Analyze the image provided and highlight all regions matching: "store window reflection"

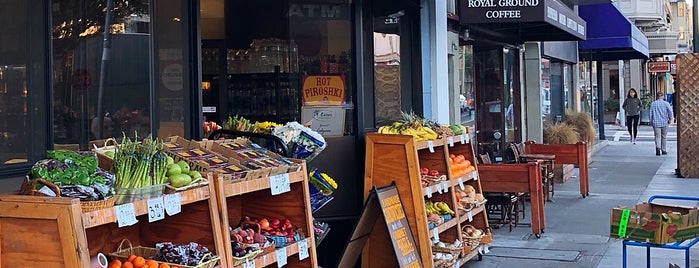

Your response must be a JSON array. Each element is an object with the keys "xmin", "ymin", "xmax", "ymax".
[
  {"xmin": 459, "ymin": 45, "xmax": 475, "ymax": 127},
  {"xmin": 52, "ymin": 0, "xmax": 152, "ymax": 147},
  {"xmin": 373, "ymin": 32, "xmax": 401, "ymax": 126},
  {"xmin": 0, "ymin": 0, "xmax": 46, "ymax": 166}
]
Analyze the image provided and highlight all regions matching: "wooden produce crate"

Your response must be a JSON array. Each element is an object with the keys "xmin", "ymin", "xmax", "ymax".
[
  {"xmin": 212, "ymin": 161, "xmax": 318, "ymax": 268},
  {"xmin": 0, "ymin": 182, "xmax": 228, "ymax": 267}
]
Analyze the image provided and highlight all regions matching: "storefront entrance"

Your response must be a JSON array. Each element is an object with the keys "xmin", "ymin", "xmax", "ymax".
[{"xmin": 474, "ymin": 46, "xmax": 521, "ymax": 161}]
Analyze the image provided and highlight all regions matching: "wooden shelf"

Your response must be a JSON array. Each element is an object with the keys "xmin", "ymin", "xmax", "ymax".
[
  {"xmin": 222, "ymin": 169, "xmax": 306, "ymax": 197},
  {"xmin": 458, "ymin": 205, "xmax": 485, "ymax": 225},
  {"xmin": 82, "ymin": 186, "xmax": 211, "ymax": 229},
  {"xmin": 428, "ymin": 216, "xmax": 459, "ymax": 239},
  {"xmin": 415, "ymin": 138, "xmax": 446, "ymax": 151},
  {"xmin": 364, "ymin": 133, "xmax": 490, "ymax": 267},
  {"xmin": 232, "ymin": 238, "xmax": 312, "ymax": 268},
  {"xmin": 457, "ymin": 246, "xmax": 482, "ymax": 266}
]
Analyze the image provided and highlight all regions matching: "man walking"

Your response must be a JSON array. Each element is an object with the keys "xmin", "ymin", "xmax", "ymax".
[{"xmin": 649, "ymin": 91, "xmax": 674, "ymax": 156}]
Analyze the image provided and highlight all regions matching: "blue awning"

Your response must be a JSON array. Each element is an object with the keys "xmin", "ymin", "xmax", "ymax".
[{"xmin": 578, "ymin": 3, "xmax": 649, "ymax": 61}]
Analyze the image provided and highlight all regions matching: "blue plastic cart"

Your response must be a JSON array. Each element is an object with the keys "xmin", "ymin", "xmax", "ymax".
[{"xmin": 622, "ymin": 195, "xmax": 699, "ymax": 268}]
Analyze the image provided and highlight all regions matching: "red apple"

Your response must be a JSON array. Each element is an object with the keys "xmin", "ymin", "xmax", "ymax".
[
  {"xmin": 259, "ymin": 218, "xmax": 270, "ymax": 229},
  {"xmin": 270, "ymin": 218, "xmax": 281, "ymax": 228}
]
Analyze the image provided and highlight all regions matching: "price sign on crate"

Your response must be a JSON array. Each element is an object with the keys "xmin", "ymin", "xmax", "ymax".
[
  {"xmin": 276, "ymin": 247, "xmax": 288, "ymax": 267},
  {"xmin": 164, "ymin": 193, "xmax": 181, "ymax": 216},
  {"xmin": 115, "ymin": 203, "xmax": 138, "ymax": 227},
  {"xmin": 147, "ymin": 197, "xmax": 165, "ymax": 222},
  {"xmin": 243, "ymin": 260, "xmax": 255, "ymax": 268},
  {"xmin": 298, "ymin": 239, "xmax": 309, "ymax": 260},
  {"xmin": 270, "ymin": 173, "xmax": 291, "ymax": 195}
]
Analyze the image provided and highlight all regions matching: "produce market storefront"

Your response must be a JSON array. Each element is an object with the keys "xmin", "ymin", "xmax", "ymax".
[
  {"xmin": 459, "ymin": 0, "xmax": 586, "ymax": 160},
  {"xmin": 0, "ymin": 0, "xmax": 426, "ymax": 267}
]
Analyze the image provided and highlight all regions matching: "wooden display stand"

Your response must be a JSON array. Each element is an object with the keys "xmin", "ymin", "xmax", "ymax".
[
  {"xmin": 212, "ymin": 161, "xmax": 318, "ymax": 268},
  {"xmin": 524, "ymin": 141, "xmax": 589, "ymax": 197},
  {"xmin": 0, "ymin": 182, "xmax": 227, "ymax": 267},
  {"xmin": 363, "ymin": 133, "xmax": 490, "ymax": 267},
  {"xmin": 477, "ymin": 162, "xmax": 545, "ymax": 236}
]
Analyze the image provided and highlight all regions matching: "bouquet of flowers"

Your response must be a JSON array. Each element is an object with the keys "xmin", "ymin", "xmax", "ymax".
[{"xmin": 272, "ymin": 122, "xmax": 326, "ymax": 161}]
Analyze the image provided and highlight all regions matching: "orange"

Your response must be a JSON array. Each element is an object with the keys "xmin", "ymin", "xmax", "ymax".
[
  {"xmin": 108, "ymin": 259, "xmax": 122, "ymax": 268},
  {"xmin": 122, "ymin": 262, "xmax": 134, "ymax": 268},
  {"xmin": 127, "ymin": 255, "xmax": 137, "ymax": 262},
  {"xmin": 145, "ymin": 260, "xmax": 158, "ymax": 268},
  {"xmin": 449, "ymin": 154, "xmax": 455, "ymax": 159},
  {"xmin": 132, "ymin": 256, "xmax": 146, "ymax": 267},
  {"xmin": 158, "ymin": 264, "xmax": 171, "ymax": 268}
]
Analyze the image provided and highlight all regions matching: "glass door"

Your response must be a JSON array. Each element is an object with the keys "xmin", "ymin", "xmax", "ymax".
[{"xmin": 474, "ymin": 46, "xmax": 520, "ymax": 161}]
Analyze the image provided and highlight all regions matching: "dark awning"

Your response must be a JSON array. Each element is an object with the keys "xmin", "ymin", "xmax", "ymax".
[
  {"xmin": 578, "ymin": 3, "xmax": 649, "ymax": 61},
  {"xmin": 460, "ymin": 0, "xmax": 586, "ymax": 43}
]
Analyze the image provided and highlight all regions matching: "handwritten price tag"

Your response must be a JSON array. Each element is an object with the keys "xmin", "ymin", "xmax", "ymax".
[
  {"xmin": 459, "ymin": 134, "xmax": 466, "ymax": 144},
  {"xmin": 433, "ymin": 228, "xmax": 440, "ymax": 241},
  {"xmin": 115, "ymin": 203, "xmax": 138, "ymax": 227},
  {"xmin": 458, "ymin": 178, "xmax": 465, "ymax": 190},
  {"xmin": 467, "ymin": 211, "xmax": 473, "ymax": 222},
  {"xmin": 442, "ymin": 181, "xmax": 449, "ymax": 193},
  {"xmin": 243, "ymin": 260, "xmax": 255, "ymax": 268},
  {"xmin": 427, "ymin": 140, "xmax": 435, "ymax": 153},
  {"xmin": 426, "ymin": 187, "xmax": 433, "ymax": 198},
  {"xmin": 164, "ymin": 193, "xmax": 181, "ymax": 216},
  {"xmin": 270, "ymin": 173, "xmax": 291, "ymax": 195},
  {"xmin": 276, "ymin": 247, "xmax": 288, "ymax": 267},
  {"xmin": 447, "ymin": 137, "xmax": 454, "ymax": 147},
  {"xmin": 298, "ymin": 239, "xmax": 309, "ymax": 260},
  {"xmin": 471, "ymin": 171, "xmax": 478, "ymax": 180},
  {"xmin": 147, "ymin": 197, "xmax": 165, "ymax": 223},
  {"xmin": 484, "ymin": 245, "xmax": 490, "ymax": 254},
  {"xmin": 435, "ymin": 183, "xmax": 443, "ymax": 194}
]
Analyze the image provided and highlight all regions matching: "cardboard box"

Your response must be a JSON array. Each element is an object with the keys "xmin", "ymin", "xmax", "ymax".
[{"xmin": 610, "ymin": 203, "xmax": 699, "ymax": 244}]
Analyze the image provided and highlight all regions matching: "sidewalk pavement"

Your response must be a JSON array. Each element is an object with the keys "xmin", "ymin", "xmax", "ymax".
[{"xmin": 466, "ymin": 124, "xmax": 699, "ymax": 268}]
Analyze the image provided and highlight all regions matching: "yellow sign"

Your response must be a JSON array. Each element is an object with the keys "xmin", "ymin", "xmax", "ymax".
[{"xmin": 302, "ymin": 75, "xmax": 345, "ymax": 105}]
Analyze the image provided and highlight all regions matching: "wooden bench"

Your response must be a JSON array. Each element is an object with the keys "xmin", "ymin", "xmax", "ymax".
[
  {"xmin": 478, "ymin": 161, "xmax": 546, "ymax": 237},
  {"xmin": 524, "ymin": 141, "xmax": 590, "ymax": 198}
]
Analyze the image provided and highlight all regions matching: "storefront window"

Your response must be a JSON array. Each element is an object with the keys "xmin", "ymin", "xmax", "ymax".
[
  {"xmin": 541, "ymin": 59, "xmax": 551, "ymax": 123},
  {"xmin": 0, "ymin": 0, "xmax": 47, "ymax": 167},
  {"xmin": 459, "ymin": 45, "xmax": 475, "ymax": 127},
  {"xmin": 52, "ymin": 0, "xmax": 152, "ymax": 146},
  {"xmin": 202, "ymin": 0, "xmax": 355, "ymax": 136},
  {"xmin": 373, "ymin": 31, "xmax": 401, "ymax": 126}
]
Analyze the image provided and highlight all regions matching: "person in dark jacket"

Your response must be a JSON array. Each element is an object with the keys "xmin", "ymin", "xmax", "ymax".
[{"xmin": 622, "ymin": 88, "xmax": 642, "ymax": 144}]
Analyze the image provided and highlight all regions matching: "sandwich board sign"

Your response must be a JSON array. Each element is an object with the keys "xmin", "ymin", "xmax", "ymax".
[{"xmin": 337, "ymin": 184, "xmax": 423, "ymax": 268}]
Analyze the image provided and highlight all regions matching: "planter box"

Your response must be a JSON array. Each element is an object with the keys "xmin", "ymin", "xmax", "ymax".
[
  {"xmin": 610, "ymin": 203, "xmax": 699, "ymax": 244},
  {"xmin": 553, "ymin": 164, "xmax": 574, "ymax": 184}
]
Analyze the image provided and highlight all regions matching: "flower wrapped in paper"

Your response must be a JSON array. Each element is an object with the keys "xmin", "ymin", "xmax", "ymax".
[{"xmin": 272, "ymin": 122, "xmax": 326, "ymax": 161}]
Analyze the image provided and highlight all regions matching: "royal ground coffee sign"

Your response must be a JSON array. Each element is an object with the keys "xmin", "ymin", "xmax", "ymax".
[{"xmin": 460, "ymin": 0, "xmax": 586, "ymax": 39}]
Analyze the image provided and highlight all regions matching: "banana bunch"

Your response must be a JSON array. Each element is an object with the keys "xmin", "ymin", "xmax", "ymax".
[
  {"xmin": 378, "ymin": 122, "xmax": 439, "ymax": 141},
  {"xmin": 426, "ymin": 201, "xmax": 455, "ymax": 215},
  {"xmin": 253, "ymin": 121, "xmax": 281, "ymax": 134}
]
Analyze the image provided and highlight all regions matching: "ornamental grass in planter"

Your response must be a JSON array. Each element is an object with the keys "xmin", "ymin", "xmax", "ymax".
[
  {"xmin": 543, "ymin": 122, "xmax": 580, "ymax": 183},
  {"xmin": 564, "ymin": 110, "xmax": 595, "ymax": 144},
  {"xmin": 543, "ymin": 123, "xmax": 579, "ymax": 145}
]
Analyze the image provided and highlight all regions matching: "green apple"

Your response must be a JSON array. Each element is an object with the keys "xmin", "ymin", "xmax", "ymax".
[
  {"xmin": 177, "ymin": 160, "xmax": 190, "ymax": 174},
  {"xmin": 189, "ymin": 170, "xmax": 203, "ymax": 179},
  {"xmin": 166, "ymin": 156, "xmax": 175, "ymax": 165},
  {"xmin": 166, "ymin": 164, "xmax": 181, "ymax": 177}
]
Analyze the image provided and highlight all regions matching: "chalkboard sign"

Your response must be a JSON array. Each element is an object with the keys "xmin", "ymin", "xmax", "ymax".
[{"xmin": 337, "ymin": 184, "xmax": 423, "ymax": 268}]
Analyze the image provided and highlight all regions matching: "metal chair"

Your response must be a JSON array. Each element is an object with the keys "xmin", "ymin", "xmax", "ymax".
[{"xmin": 510, "ymin": 142, "xmax": 555, "ymax": 202}]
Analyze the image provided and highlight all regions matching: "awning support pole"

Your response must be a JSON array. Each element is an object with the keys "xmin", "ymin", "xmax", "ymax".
[{"xmin": 597, "ymin": 55, "xmax": 606, "ymax": 140}]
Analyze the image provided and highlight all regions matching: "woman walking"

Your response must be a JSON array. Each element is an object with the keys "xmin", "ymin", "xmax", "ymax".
[{"xmin": 622, "ymin": 88, "xmax": 642, "ymax": 144}]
